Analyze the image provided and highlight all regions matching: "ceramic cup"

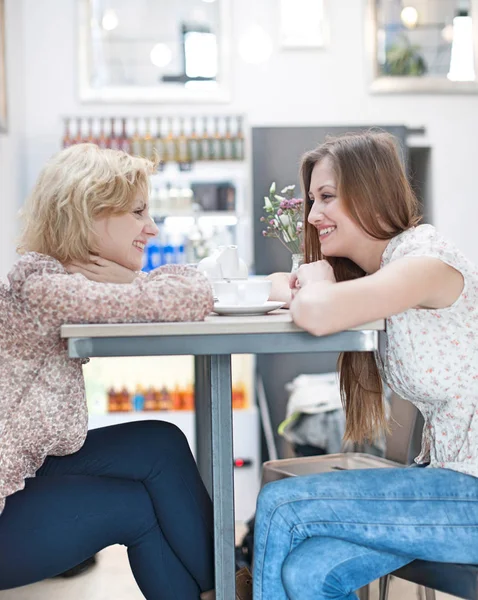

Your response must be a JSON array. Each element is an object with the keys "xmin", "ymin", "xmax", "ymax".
[{"xmin": 213, "ymin": 279, "xmax": 272, "ymax": 306}]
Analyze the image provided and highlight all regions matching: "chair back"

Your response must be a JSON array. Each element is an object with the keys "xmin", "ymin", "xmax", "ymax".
[{"xmin": 384, "ymin": 393, "xmax": 424, "ymax": 465}]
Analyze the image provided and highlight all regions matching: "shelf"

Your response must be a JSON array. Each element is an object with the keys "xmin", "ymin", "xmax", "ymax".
[
  {"xmin": 152, "ymin": 210, "xmax": 238, "ymax": 220},
  {"xmin": 150, "ymin": 161, "xmax": 248, "ymax": 182},
  {"xmin": 88, "ymin": 406, "xmax": 257, "ymax": 430}
]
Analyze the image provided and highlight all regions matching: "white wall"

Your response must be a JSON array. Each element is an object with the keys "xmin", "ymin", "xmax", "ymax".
[
  {"xmin": 0, "ymin": 0, "xmax": 25, "ymax": 278},
  {"xmin": 15, "ymin": 0, "xmax": 478, "ymax": 263}
]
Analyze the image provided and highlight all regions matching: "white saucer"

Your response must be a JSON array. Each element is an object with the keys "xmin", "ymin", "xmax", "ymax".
[{"xmin": 212, "ymin": 301, "xmax": 286, "ymax": 316}]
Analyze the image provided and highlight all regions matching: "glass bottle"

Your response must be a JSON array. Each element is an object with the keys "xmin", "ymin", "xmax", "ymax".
[
  {"xmin": 62, "ymin": 118, "xmax": 72, "ymax": 148},
  {"xmin": 187, "ymin": 117, "xmax": 200, "ymax": 163},
  {"xmin": 233, "ymin": 116, "xmax": 245, "ymax": 160},
  {"xmin": 200, "ymin": 116, "xmax": 211, "ymax": 161},
  {"xmin": 165, "ymin": 117, "xmax": 178, "ymax": 163},
  {"xmin": 177, "ymin": 117, "xmax": 189, "ymax": 164},
  {"xmin": 154, "ymin": 117, "xmax": 166, "ymax": 165},
  {"xmin": 97, "ymin": 117, "xmax": 108, "ymax": 149},
  {"xmin": 110, "ymin": 117, "xmax": 120, "ymax": 150},
  {"xmin": 143, "ymin": 117, "xmax": 154, "ymax": 160},
  {"xmin": 223, "ymin": 116, "xmax": 233, "ymax": 160},
  {"xmin": 131, "ymin": 118, "xmax": 143, "ymax": 156},
  {"xmin": 120, "ymin": 118, "xmax": 131, "ymax": 154}
]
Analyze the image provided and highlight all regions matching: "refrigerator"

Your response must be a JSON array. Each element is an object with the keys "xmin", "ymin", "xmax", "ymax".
[{"xmin": 251, "ymin": 125, "xmax": 409, "ymax": 459}]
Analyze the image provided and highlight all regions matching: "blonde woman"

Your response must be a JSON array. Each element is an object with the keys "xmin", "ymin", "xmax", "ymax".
[
  {"xmin": 0, "ymin": 144, "xmax": 216, "ymax": 598},
  {"xmin": 254, "ymin": 131, "xmax": 478, "ymax": 600}
]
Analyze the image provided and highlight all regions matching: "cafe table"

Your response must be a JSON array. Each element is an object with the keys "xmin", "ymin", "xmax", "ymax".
[{"xmin": 61, "ymin": 309, "xmax": 385, "ymax": 600}]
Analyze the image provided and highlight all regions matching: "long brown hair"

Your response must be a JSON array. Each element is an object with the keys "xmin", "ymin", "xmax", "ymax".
[{"xmin": 300, "ymin": 131, "xmax": 421, "ymax": 443}]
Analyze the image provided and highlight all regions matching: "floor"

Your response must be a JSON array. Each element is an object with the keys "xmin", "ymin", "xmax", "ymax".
[{"xmin": 0, "ymin": 527, "xmax": 461, "ymax": 600}]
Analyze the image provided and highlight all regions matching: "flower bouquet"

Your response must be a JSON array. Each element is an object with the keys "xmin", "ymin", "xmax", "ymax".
[{"xmin": 260, "ymin": 182, "xmax": 304, "ymax": 255}]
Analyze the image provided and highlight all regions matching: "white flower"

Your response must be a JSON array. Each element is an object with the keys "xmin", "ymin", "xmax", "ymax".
[
  {"xmin": 263, "ymin": 196, "xmax": 273, "ymax": 210},
  {"xmin": 277, "ymin": 214, "xmax": 296, "ymax": 241},
  {"xmin": 281, "ymin": 185, "xmax": 295, "ymax": 194},
  {"xmin": 269, "ymin": 182, "xmax": 276, "ymax": 195}
]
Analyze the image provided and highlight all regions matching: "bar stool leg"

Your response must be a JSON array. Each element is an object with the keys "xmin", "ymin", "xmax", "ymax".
[
  {"xmin": 379, "ymin": 575, "xmax": 391, "ymax": 600},
  {"xmin": 424, "ymin": 588, "xmax": 436, "ymax": 600}
]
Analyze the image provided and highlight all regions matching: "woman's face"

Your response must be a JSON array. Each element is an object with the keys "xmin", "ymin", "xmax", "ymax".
[
  {"xmin": 307, "ymin": 158, "xmax": 364, "ymax": 258},
  {"xmin": 91, "ymin": 194, "xmax": 159, "ymax": 271}
]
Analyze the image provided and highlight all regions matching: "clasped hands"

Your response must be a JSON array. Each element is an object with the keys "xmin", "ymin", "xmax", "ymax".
[{"xmin": 289, "ymin": 260, "xmax": 336, "ymax": 300}]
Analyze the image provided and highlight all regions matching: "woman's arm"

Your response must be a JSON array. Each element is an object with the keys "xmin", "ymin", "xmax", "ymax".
[
  {"xmin": 267, "ymin": 272, "xmax": 293, "ymax": 307},
  {"xmin": 291, "ymin": 256, "xmax": 464, "ymax": 336},
  {"xmin": 21, "ymin": 266, "xmax": 214, "ymax": 333}
]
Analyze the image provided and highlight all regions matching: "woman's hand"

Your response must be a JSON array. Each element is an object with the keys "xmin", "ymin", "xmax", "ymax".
[
  {"xmin": 289, "ymin": 260, "xmax": 336, "ymax": 294},
  {"xmin": 65, "ymin": 255, "xmax": 138, "ymax": 284}
]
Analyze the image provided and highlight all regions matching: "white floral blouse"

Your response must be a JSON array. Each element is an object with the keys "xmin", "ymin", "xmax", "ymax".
[
  {"xmin": 378, "ymin": 225, "xmax": 478, "ymax": 476},
  {"xmin": 0, "ymin": 253, "xmax": 214, "ymax": 516}
]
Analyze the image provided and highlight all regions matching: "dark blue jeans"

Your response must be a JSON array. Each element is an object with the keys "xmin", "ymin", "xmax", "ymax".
[{"xmin": 0, "ymin": 421, "xmax": 215, "ymax": 599}]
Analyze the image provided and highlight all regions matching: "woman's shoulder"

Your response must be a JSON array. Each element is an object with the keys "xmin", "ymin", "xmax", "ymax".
[
  {"xmin": 7, "ymin": 252, "xmax": 67, "ymax": 292},
  {"xmin": 381, "ymin": 225, "xmax": 475, "ymax": 271}
]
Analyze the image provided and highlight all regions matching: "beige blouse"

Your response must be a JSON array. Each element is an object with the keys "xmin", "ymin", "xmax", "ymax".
[
  {"xmin": 0, "ymin": 252, "xmax": 214, "ymax": 515},
  {"xmin": 378, "ymin": 225, "xmax": 478, "ymax": 476}
]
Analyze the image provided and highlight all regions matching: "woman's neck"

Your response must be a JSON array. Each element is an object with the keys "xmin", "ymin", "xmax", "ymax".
[{"xmin": 347, "ymin": 238, "xmax": 392, "ymax": 275}]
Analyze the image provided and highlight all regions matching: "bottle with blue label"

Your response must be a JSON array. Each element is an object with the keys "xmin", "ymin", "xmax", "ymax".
[{"xmin": 144, "ymin": 230, "xmax": 163, "ymax": 271}]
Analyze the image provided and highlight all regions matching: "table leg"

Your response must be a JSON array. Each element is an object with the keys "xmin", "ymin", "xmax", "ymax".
[
  {"xmin": 195, "ymin": 355, "xmax": 213, "ymax": 495},
  {"xmin": 195, "ymin": 355, "xmax": 236, "ymax": 600}
]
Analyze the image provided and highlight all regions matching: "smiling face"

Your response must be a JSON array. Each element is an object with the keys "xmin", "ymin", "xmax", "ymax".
[
  {"xmin": 91, "ymin": 194, "xmax": 159, "ymax": 271},
  {"xmin": 307, "ymin": 157, "xmax": 367, "ymax": 260}
]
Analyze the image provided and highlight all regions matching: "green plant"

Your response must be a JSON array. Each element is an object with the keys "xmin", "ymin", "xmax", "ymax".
[{"xmin": 382, "ymin": 35, "xmax": 427, "ymax": 76}]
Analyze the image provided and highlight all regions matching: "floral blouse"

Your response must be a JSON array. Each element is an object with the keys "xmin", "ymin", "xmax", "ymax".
[
  {"xmin": 378, "ymin": 225, "xmax": 478, "ymax": 476},
  {"xmin": 0, "ymin": 252, "xmax": 214, "ymax": 515}
]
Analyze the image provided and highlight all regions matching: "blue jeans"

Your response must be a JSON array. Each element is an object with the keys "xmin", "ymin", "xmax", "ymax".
[
  {"xmin": 0, "ymin": 421, "xmax": 214, "ymax": 599},
  {"xmin": 253, "ymin": 467, "xmax": 478, "ymax": 600}
]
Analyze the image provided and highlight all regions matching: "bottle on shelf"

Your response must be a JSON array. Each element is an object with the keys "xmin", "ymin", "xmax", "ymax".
[
  {"xmin": 211, "ymin": 116, "xmax": 223, "ymax": 160},
  {"xmin": 177, "ymin": 117, "xmax": 190, "ymax": 164},
  {"xmin": 119, "ymin": 118, "xmax": 131, "ymax": 154},
  {"xmin": 107, "ymin": 387, "xmax": 119, "ymax": 412},
  {"xmin": 162, "ymin": 235, "xmax": 175, "ymax": 265},
  {"xmin": 154, "ymin": 117, "xmax": 166, "ymax": 166},
  {"xmin": 86, "ymin": 117, "xmax": 95, "ymax": 144},
  {"xmin": 171, "ymin": 385, "xmax": 183, "ymax": 410},
  {"xmin": 132, "ymin": 385, "xmax": 145, "ymax": 411},
  {"xmin": 165, "ymin": 117, "xmax": 178, "ymax": 163},
  {"xmin": 199, "ymin": 116, "xmax": 211, "ymax": 161},
  {"xmin": 74, "ymin": 117, "xmax": 84, "ymax": 145},
  {"xmin": 223, "ymin": 116, "xmax": 234, "ymax": 161},
  {"xmin": 110, "ymin": 117, "xmax": 120, "ymax": 150},
  {"xmin": 131, "ymin": 118, "xmax": 143, "ymax": 157},
  {"xmin": 182, "ymin": 384, "xmax": 195, "ymax": 410},
  {"xmin": 97, "ymin": 117, "xmax": 108, "ymax": 149},
  {"xmin": 158, "ymin": 386, "xmax": 172, "ymax": 410},
  {"xmin": 144, "ymin": 387, "xmax": 157, "ymax": 411},
  {"xmin": 233, "ymin": 116, "xmax": 245, "ymax": 160},
  {"xmin": 143, "ymin": 117, "xmax": 155, "ymax": 160},
  {"xmin": 144, "ymin": 235, "xmax": 162, "ymax": 272},
  {"xmin": 188, "ymin": 117, "xmax": 200, "ymax": 163},
  {"xmin": 232, "ymin": 382, "xmax": 247, "ymax": 409},
  {"xmin": 62, "ymin": 118, "xmax": 73, "ymax": 148}
]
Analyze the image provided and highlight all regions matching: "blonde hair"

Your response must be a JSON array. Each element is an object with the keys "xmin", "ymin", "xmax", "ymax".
[
  {"xmin": 18, "ymin": 143, "xmax": 157, "ymax": 264},
  {"xmin": 300, "ymin": 131, "xmax": 421, "ymax": 443}
]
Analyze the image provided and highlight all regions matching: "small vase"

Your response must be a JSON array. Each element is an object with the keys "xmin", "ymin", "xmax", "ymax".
[{"xmin": 291, "ymin": 253, "xmax": 304, "ymax": 273}]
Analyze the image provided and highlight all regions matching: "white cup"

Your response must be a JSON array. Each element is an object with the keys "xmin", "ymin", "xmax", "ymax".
[{"xmin": 213, "ymin": 279, "xmax": 272, "ymax": 306}]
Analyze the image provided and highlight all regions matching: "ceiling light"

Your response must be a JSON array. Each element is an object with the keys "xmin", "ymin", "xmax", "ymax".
[
  {"xmin": 102, "ymin": 9, "xmax": 119, "ymax": 31},
  {"xmin": 400, "ymin": 6, "xmax": 418, "ymax": 29}
]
